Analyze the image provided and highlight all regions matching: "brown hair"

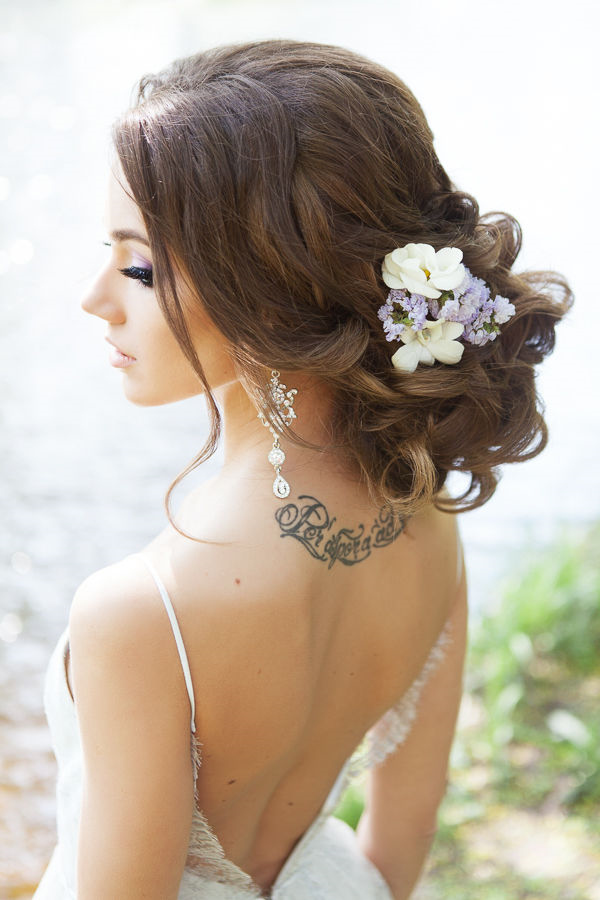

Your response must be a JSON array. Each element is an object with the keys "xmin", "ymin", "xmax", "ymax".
[{"xmin": 113, "ymin": 38, "xmax": 572, "ymax": 517}]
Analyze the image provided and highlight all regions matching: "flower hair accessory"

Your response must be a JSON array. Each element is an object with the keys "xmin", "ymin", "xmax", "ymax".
[{"xmin": 378, "ymin": 242, "xmax": 515, "ymax": 373}]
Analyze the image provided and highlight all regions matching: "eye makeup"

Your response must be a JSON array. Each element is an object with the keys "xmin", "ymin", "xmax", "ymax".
[
  {"xmin": 118, "ymin": 264, "xmax": 154, "ymax": 288},
  {"xmin": 103, "ymin": 240, "xmax": 154, "ymax": 289}
]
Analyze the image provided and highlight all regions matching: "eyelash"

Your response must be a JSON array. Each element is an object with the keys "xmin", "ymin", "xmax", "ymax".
[
  {"xmin": 118, "ymin": 265, "xmax": 154, "ymax": 289},
  {"xmin": 102, "ymin": 242, "xmax": 154, "ymax": 289}
]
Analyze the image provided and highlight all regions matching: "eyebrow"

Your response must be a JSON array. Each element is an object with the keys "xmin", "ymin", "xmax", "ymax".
[{"xmin": 110, "ymin": 228, "xmax": 150, "ymax": 246}]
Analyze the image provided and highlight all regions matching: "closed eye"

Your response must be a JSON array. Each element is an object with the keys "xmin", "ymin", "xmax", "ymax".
[{"xmin": 118, "ymin": 265, "xmax": 153, "ymax": 289}]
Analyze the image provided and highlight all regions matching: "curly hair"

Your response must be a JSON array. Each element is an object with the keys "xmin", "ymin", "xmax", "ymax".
[{"xmin": 112, "ymin": 38, "xmax": 572, "ymax": 517}]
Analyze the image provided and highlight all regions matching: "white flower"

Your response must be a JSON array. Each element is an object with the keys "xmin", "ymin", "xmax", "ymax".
[
  {"xmin": 382, "ymin": 243, "xmax": 465, "ymax": 300},
  {"xmin": 391, "ymin": 319, "xmax": 465, "ymax": 373}
]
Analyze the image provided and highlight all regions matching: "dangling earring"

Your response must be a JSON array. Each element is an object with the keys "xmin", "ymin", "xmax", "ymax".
[{"xmin": 257, "ymin": 370, "xmax": 298, "ymax": 499}]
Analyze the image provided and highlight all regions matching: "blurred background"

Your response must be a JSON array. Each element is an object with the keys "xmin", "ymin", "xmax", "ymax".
[{"xmin": 1, "ymin": 0, "xmax": 598, "ymax": 896}]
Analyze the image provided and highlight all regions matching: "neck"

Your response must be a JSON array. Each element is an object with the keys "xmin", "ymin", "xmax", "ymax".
[{"xmin": 214, "ymin": 375, "xmax": 335, "ymax": 476}]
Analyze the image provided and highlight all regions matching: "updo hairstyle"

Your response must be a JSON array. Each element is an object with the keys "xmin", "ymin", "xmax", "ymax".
[{"xmin": 112, "ymin": 39, "xmax": 572, "ymax": 516}]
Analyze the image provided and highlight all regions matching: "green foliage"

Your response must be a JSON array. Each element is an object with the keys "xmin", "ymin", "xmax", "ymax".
[
  {"xmin": 467, "ymin": 524, "xmax": 600, "ymax": 812},
  {"xmin": 474, "ymin": 524, "xmax": 600, "ymax": 676},
  {"xmin": 332, "ymin": 782, "xmax": 365, "ymax": 829}
]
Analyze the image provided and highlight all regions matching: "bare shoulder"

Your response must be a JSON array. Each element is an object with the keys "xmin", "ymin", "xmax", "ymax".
[
  {"xmin": 403, "ymin": 496, "xmax": 464, "ymax": 584},
  {"xmin": 68, "ymin": 554, "xmax": 195, "ymax": 732},
  {"xmin": 140, "ymin": 492, "xmax": 324, "ymax": 705},
  {"xmin": 69, "ymin": 554, "xmax": 167, "ymax": 651}
]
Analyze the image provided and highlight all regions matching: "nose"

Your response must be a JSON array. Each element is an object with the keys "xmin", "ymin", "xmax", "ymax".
[{"xmin": 81, "ymin": 265, "xmax": 125, "ymax": 324}]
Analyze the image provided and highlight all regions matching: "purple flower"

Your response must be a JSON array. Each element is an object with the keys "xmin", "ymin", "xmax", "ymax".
[
  {"xmin": 382, "ymin": 318, "xmax": 406, "ymax": 341},
  {"xmin": 404, "ymin": 294, "xmax": 429, "ymax": 330},
  {"xmin": 377, "ymin": 302, "xmax": 393, "ymax": 323},
  {"xmin": 492, "ymin": 294, "xmax": 516, "ymax": 324},
  {"xmin": 464, "ymin": 324, "xmax": 498, "ymax": 347},
  {"xmin": 380, "ymin": 267, "xmax": 515, "ymax": 352},
  {"xmin": 455, "ymin": 271, "xmax": 490, "ymax": 322},
  {"xmin": 379, "ymin": 289, "xmax": 429, "ymax": 341},
  {"xmin": 438, "ymin": 297, "xmax": 462, "ymax": 322}
]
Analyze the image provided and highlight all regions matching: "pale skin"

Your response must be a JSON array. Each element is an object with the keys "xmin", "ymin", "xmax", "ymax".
[{"xmin": 69, "ymin": 167, "xmax": 467, "ymax": 899}]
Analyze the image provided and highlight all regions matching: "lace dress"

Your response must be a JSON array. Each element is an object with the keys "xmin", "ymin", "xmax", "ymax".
[{"xmin": 33, "ymin": 556, "xmax": 452, "ymax": 899}]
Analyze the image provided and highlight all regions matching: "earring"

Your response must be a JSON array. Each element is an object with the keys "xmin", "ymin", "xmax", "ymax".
[{"xmin": 257, "ymin": 370, "xmax": 298, "ymax": 499}]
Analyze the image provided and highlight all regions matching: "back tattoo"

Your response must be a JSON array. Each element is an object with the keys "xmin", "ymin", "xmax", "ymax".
[{"xmin": 274, "ymin": 495, "xmax": 406, "ymax": 569}]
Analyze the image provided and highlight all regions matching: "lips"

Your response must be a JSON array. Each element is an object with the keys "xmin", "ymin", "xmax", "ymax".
[{"xmin": 105, "ymin": 337, "xmax": 136, "ymax": 368}]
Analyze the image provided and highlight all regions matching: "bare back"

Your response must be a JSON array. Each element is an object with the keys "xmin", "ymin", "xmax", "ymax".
[{"xmin": 132, "ymin": 469, "xmax": 464, "ymax": 892}]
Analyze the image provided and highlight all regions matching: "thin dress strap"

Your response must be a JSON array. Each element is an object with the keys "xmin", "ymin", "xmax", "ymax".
[{"xmin": 136, "ymin": 554, "xmax": 197, "ymax": 734}]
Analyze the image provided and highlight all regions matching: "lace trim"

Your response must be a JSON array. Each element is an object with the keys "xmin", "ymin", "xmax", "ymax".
[
  {"xmin": 184, "ymin": 732, "xmax": 263, "ymax": 895},
  {"xmin": 183, "ymin": 619, "xmax": 453, "ymax": 890},
  {"xmin": 345, "ymin": 619, "xmax": 453, "ymax": 781}
]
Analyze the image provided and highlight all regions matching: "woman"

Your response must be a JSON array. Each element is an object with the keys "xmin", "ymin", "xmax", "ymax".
[{"xmin": 34, "ymin": 39, "xmax": 571, "ymax": 900}]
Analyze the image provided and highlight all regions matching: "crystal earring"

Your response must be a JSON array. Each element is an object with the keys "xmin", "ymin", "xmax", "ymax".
[{"xmin": 257, "ymin": 370, "xmax": 298, "ymax": 499}]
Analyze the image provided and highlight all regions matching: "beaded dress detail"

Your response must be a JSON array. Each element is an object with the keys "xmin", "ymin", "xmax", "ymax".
[{"xmin": 33, "ymin": 557, "xmax": 452, "ymax": 900}]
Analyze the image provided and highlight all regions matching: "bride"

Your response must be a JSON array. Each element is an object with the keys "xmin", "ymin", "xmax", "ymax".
[{"xmin": 34, "ymin": 38, "xmax": 570, "ymax": 899}]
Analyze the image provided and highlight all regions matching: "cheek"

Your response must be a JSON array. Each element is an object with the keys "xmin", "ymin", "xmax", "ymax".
[
  {"xmin": 185, "ymin": 310, "xmax": 237, "ymax": 389},
  {"xmin": 127, "ymin": 314, "xmax": 201, "ymax": 405},
  {"xmin": 154, "ymin": 327, "xmax": 203, "ymax": 389},
  {"xmin": 142, "ymin": 302, "xmax": 188, "ymax": 366},
  {"xmin": 191, "ymin": 334, "xmax": 237, "ymax": 391},
  {"xmin": 146, "ymin": 295, "xmax": 236, "ymax": 393}
]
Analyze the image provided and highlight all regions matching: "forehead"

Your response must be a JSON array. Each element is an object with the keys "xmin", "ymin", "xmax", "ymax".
[{"xmin": 106, "ymin": 167, "xmax": 148, "ymax": 238}]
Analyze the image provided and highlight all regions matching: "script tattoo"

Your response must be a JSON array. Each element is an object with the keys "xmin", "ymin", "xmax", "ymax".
[{"xmin": 274, "ymin": 495, "xmax": 406, "ymax": 569}]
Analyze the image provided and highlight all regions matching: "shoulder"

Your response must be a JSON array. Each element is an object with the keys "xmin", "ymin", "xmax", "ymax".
[
  {"xmin": 143, "ymin": 496, "xmax": 319, "ymax": 702},
  {"xmin": 69, "ymin": 554, "xmax": 166, "ymax": 653},
  {"xmin": 404, "ymin": 500, "xmax": 463, "ymax": 577},
  {"xmin": 68, "ymin": 554, "xmax": 194, "ymax": 732},
  {"xmin": 160, "ymin": 530, "xmax": 310, "ymax": 658}
]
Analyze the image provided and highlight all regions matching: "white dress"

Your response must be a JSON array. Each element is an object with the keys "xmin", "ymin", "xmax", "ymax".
[{"xmin": 33, "ymin": 555, "xmax": 452, "ymax": 899}]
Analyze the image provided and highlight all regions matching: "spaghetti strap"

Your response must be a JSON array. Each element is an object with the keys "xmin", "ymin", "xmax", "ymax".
[{"xmin": 136, "ymin": 554, "xmax": 197, "ymax": 734}]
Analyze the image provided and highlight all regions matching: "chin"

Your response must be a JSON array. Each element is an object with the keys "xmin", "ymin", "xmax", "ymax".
[{"xmin": 122, "ymin": 379, "xmax": 202, "ymax": 407}]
